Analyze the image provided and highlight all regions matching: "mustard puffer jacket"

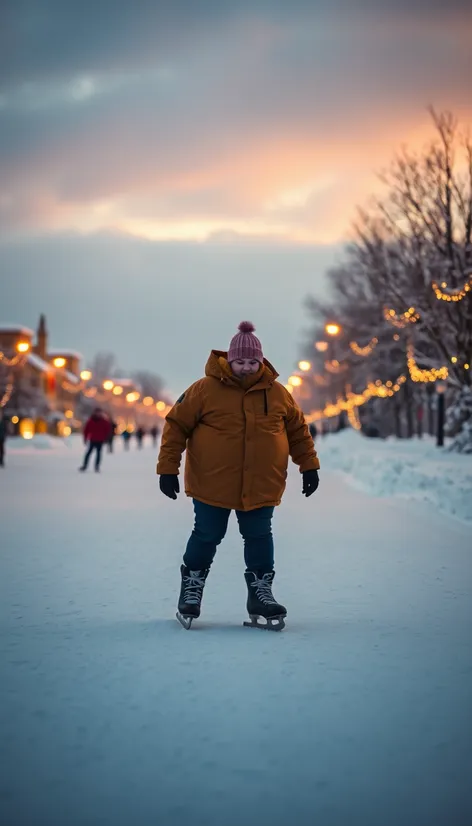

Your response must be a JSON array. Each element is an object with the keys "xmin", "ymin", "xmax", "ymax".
[{"xmin": 156, "ymin": 351, "xmax": 320, "ymax": 511}]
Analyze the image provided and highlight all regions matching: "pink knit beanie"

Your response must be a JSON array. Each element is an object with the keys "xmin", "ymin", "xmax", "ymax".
[{"xmin": 228, "ymin": 321, "xmax": 263, "ymax": 363}]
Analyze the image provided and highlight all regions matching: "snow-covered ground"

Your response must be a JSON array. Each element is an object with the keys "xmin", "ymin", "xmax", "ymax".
[
  {"xmin": 1, "ymin": 434, "xmax": 471, "ymax": 826},
  {"xmin": 321, "ymin": 429, "xmax": 472, "ymax": 524}
]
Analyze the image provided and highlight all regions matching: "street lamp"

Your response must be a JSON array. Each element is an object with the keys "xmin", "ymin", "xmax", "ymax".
[
  {"xmin": 103, "ymin": 380, "xmax": 114, "ymax": 391},
  {"xmin": 53, "ymin": 357, "xmax": 66, "ymax": 368},
  {"xmin": 288, "ymin": 375, "xmax": 303, "ymax": 387},
  {"xmin": 16, "ymin": 341, "xmax": 30, "ymax": 353},
  {"xmin": 298, "ymin": 361, "xmax": 311, "ymax": 372},
  {"xmin": 80, "ymin": 370, "xmax": 92, "ymax": 381},
  {"xmin": 315, "ymin": 341, "xmax": 328, "ymax": 352},
  {"xmin": 325, "ymin": 323, "xmax": 341, "ymax": 337}
]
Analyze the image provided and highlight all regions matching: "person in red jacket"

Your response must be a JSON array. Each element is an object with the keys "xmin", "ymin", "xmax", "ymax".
[{"xmin": 79, "ymin": 408, "xmax": 112, "ymax": 472}]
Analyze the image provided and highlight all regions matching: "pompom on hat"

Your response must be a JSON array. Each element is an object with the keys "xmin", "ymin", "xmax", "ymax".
[{"xmin": 228, "ymin": 321, "xmax": 263, "ymax": 363}]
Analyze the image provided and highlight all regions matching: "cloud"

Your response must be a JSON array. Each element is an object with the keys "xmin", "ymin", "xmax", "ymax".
[
  {"xmin": 0, "ymin": 231, "xmax": 342, "ymax": 395},
  {"xmin": 0, "ymin": 0, "xmax": 471, "ymax": 244}
]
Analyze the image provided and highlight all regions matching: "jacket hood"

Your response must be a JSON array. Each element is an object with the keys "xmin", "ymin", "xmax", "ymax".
[{"xmin": 205, "ymin": 350, "xmax": 279, "ymax": 387}]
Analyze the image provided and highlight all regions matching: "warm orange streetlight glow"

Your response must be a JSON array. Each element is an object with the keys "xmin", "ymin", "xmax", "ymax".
[
  {"xmin": 156, "ymin": 401, "xmax": 166, "ymax": 411},
  {"xmin": 143, "ymin": 396, "xmax": 154, "ymax": 406},
  {"xmin": 325, "ymin": 323, "xmax": 341, "ymax": 336},
  {"xmin": 126, "ymin": 392, "xmax": 135, "ymax": 402},
  {"xmin": 288, "ymin": 375, "xmax": 302, "ymax": 387},
  {"xmin": 65, "ymin": 409, "xmax": 74, "ymax": 419},
  {"xmin": 315, "ymin": 341, "xmax": 328, "ymax": 352},
  {"xmin": 284, "ymin": 384, "xmax": 294, "ymax": 394},
  {"xmin": 112, "ymin": 385, "xmax": 124, "ymax": 395},
  {"xmin": 16, "ymin": 341, "xmax": 30, "ymax": 353},
  {"xmin": 298, "ymin": 360, "xmax": 311, "ymax": 372},
  {"xmin": 80, "ymin": 370, "xmax": 92, "ymax": 381},
  {"xmin": 103, "ymin": 380, "xmax": 114, "ymax": 390},
  {"xmin": 53, "ymin": 357, "xmax": 66, "ymax": 368}
]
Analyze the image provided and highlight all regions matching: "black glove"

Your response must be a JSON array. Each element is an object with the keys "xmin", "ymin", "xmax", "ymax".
[
  {"xmin": 302, "ymin": 469, "xmax": 319, "ymax": 497},
  {"xmin": 159, "ymin": 474, "xmax": 180, "ymax": 500}
]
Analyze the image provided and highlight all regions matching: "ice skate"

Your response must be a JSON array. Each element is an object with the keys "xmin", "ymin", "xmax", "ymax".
[
  {"xmin": 243, "ymin": 571, "xmax": 287, "ymax": 631},
  {"xmin": 176, "ymin": 565, "xmax": 209, "ymax": 630}
]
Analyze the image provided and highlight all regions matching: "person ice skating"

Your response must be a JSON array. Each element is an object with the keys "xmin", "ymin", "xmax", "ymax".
[
  {"xmin": 0, "ymin": 410, "xmax": 8, "ymax": 468},
  {"xmin": 107, "ymin": 418, "xmax": 117, "ymax": 453},
  {"xmin": 150, "ymin": 424, "xmax": 160, "ymax": 447},
  {"xmin": 135, "ymin": 426, "xmax": 145, "ymax": 448},
  {"xmin": 79, "ymin": 408, "xmax": 112, "ymax": 472},
  {"xmin": 156, "ymin": 321, "xmax": 320, "ymax": 630},
  {"xmin": 122, "ymin": 428, "xmax": 132, "ymax": 451}
]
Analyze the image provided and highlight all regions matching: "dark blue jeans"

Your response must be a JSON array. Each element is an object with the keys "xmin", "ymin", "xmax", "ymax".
[
  {"xmin": 184, "ymin": 500, "xmax": 275, "ymax": 573},
  {"xmin": 81, "ymin": 441, "xmax": 103, "ymax": 470}
]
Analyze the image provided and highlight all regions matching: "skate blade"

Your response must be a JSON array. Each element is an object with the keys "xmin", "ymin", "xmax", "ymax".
[
  {"xmin": 176, "ymin": 611, "xmax": 194, "ymax": 630},
  {"xmin": 243, "ymin": 615, "xmax": 286, "ymax": 632}
]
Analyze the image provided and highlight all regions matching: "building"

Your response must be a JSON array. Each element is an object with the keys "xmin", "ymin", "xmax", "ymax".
[
  {"xmin": 0, "ymin": 315, "xmax": 81, "ymax": 434},
  {"xmin": 0, "ymin": 314, "xmax": 171, "ymax": 438}
]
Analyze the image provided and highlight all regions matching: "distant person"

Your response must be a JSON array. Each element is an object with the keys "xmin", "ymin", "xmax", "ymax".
[
  {"xmin": 79, "ymin": 408, "xmax": 111, "ymax": 472},
  {"xmin": 122, "ymin": 428, "xmax": 132, "ymax": 451},
  {"xmin": 107, "ymin": 418, "xmax": 117, "ymax": 453},
  {"xmin": 0, "ymin": 410, "xmax": 9, "ymax": 468},
  {"xmin": 309, "ymin": 422, "xmax": 317, "ymax": 441},
  {"xmin": 135, "ymin": 426, "xmax": 145, "ymax": 448},
  {"xmin": 150, "ymin": 424, "xmax": 160, "ymax": 447}
]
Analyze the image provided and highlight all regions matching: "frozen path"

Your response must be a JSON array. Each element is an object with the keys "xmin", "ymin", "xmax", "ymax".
[{"xmin": 1, "ymin": 438, "xmax": 471, "ymax": 826}]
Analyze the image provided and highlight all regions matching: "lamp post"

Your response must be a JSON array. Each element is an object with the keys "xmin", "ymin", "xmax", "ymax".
[
  {"xmin": 436, "ymin": 381, "xmax": 446, "ymax": 447},
  {"xmin": 325, "ymin": 322, "xmax": 347, "ymax": 430}
]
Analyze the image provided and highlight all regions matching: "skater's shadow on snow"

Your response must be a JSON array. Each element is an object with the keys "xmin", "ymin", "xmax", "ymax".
[{"xmin": 76, "ymin": 616, "xmax": 290, "ymax": 639}]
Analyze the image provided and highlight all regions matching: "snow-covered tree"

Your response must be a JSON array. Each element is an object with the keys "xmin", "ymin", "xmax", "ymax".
[{"xmin": 302, "ymin": 109, "xmax": 472, "ymax": 449}]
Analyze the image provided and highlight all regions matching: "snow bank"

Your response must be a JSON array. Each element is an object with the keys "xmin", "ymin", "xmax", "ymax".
[
  {"xmin": 7, "ymin": 435, "xmax": 78, "ymax": 453},
  {"xmin": 320, "ymin": 430, "xmax": 472, "ymax": 524}
]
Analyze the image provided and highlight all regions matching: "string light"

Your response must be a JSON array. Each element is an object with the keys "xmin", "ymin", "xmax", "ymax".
[
  {"xmin": 350, "ymin": 337, "xmax": 378, "ymax": 356},
  {"xmin": 432, "ymin": 276, "xmax": 472, "ymax": 302},
  {"xmin": 407, "ymin": 342, "xmax": 448, "ymax": 383},
  {"xmin": 325, "ymin": 359, "xmax": 348, "ymax": 374},
  {"xmin": 384, "ymin": 307, "xmax": 420, "ymax": 328},
  {"xmin": 0, "ymin": 373, "xmax": 14, "ymax": 408},
  {"xmin": 0, "ymin": 350, "xmax": 29, "ymax": 368},
  {"xmin": 305, "ymin": 374, "xmax": 407, "ymax": 422},
  {"xmin": 60, "ymin": 377, "xmax": 83, "ymax": 394},
  {"xmin": 347, "ymin": 405, "xmax": 362, "ymax": 430}
]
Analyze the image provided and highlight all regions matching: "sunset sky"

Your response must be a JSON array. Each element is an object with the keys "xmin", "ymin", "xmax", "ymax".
[{"xmin": 1, "ymin": 0, "xmax": 471, "ymax": 395}]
